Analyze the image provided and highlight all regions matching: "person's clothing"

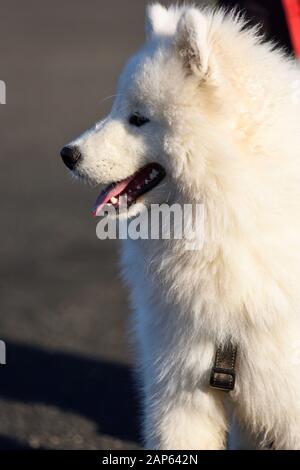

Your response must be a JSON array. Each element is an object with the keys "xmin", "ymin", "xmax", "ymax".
[{"xmin": 282, "ymin": 0, "xmax": 300, "ymax": 57}]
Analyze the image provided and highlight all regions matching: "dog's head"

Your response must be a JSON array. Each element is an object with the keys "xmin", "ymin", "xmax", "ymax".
[{"xmin": 60, "ymin": 4, "xmax": 264, "ymax": 218}]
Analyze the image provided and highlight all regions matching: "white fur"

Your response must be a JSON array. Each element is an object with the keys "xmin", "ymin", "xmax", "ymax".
[{"xmin": 67, "ymin": 4, "xmax": 300, "ymax": 449}]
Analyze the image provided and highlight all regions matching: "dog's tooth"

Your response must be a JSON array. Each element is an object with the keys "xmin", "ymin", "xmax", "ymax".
[
  {"xmin": 145, "ymin": 179, "xmax": 149, "ymax": 184},
  {"xmin": 136, "ymin": 185, "xmax": 141, "ymax": 190},
  {"xmin": 152, "ymin": 169, "xmax": 159, "ymax": 178},
  {"xmin": 111, "ymin": 196, "xmax": 118, "ymax": 204}
]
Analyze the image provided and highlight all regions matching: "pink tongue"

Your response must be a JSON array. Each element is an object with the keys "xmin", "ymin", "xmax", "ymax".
[{"xmin": 92, "ymin": 177, "xmax": 132, "ymax": 217}]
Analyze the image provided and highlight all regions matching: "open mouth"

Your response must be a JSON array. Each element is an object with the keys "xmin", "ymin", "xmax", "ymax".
[{"xmin": 92, "ymin": 163, "xmax": 166, "ymax": 217}]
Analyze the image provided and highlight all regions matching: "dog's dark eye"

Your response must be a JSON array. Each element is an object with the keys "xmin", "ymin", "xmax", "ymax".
[{"xmin": 129, "ymin": 113, "xmax": 149, "ymax": 127}]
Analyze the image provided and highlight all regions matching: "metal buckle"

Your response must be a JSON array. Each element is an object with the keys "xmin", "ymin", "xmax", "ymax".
[{"xmin": 210, "ymin": 367, "xmax": 236, "ymax": 392}]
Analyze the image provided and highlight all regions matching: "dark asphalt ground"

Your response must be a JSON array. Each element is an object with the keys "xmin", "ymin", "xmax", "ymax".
[{"xmin": 0, "ymin": 0, "xmax": 211, "ymax": 450}]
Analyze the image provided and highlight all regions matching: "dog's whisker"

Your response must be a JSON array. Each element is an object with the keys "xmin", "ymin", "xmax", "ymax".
[{"xmin": 100, "ymin": 93, "xmax": 123, "ymax": 104}]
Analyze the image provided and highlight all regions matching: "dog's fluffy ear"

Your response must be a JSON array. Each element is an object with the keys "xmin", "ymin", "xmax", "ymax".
[
  {"xmin": 145, "ymin": 3, "xmax": 169, "ymax": 40},
  {"xmin": 175, "ymin": 9, "xmax": 210, "ymax": 77}
]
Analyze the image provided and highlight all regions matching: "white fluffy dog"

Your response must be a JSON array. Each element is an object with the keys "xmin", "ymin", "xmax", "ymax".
[{"xmin": 61, "ymin": 4, "xmax": 300, "ymax": 449}]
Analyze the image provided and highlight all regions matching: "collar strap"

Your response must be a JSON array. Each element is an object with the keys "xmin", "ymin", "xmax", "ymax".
[{"xmin": 210, "ymin": 342, "xmax": 237, "ymax": 392}]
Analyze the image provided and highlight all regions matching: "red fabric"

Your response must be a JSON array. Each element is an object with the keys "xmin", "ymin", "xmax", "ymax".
[{"xmin": 282, "ymin": 0, "xmax": 300, "ymax": 57}]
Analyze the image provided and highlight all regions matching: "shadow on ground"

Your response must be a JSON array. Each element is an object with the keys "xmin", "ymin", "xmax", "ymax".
[
  {"xmin": 0, "ymin": 436, "xmax": 32, "ymax": 450},
  {"xmin": 0, "ymin": 341, "xmax": 141, "ymax": 447}
]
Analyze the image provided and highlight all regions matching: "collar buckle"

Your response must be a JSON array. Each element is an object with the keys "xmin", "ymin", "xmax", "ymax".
[{"xmin": 210, "ymin": 343, "xmax": 237, "ymax": 392}]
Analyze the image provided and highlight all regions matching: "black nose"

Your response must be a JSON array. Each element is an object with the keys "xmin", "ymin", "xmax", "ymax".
[{"xmin": 60, "ymin": 145, "xmax": 81, "ymax": 170}]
